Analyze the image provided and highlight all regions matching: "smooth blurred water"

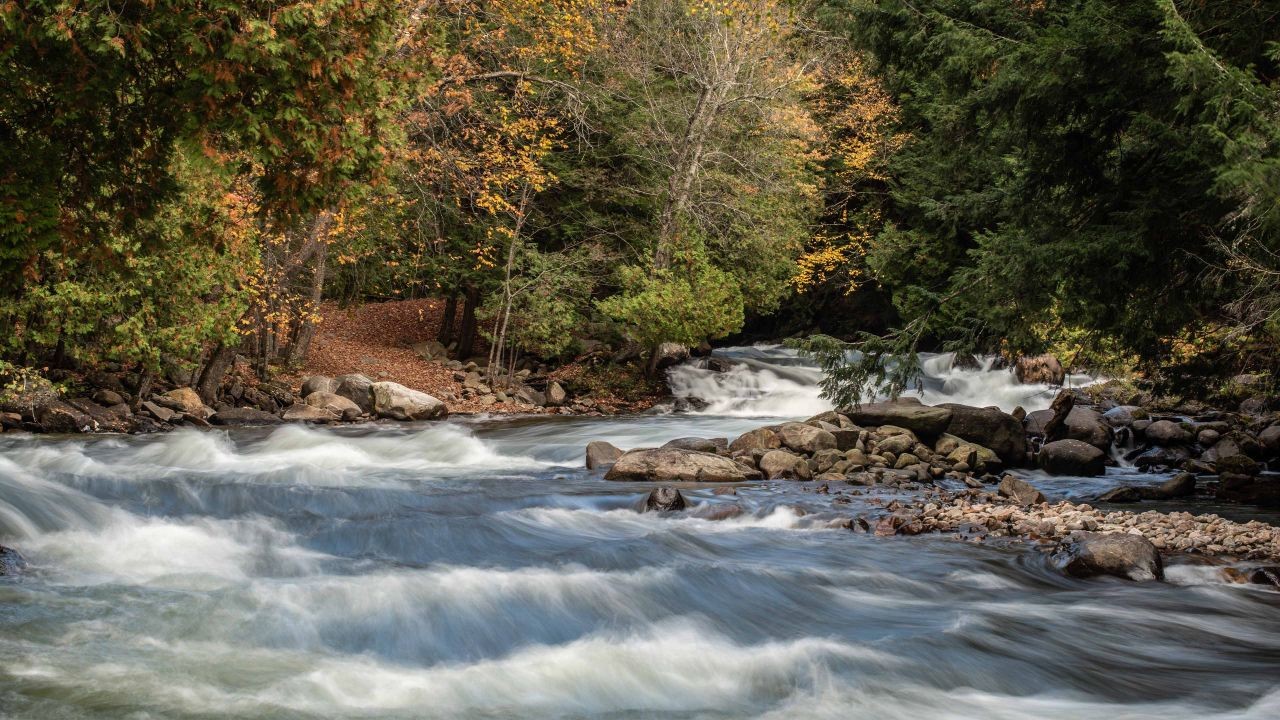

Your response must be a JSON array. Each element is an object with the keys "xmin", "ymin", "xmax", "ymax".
[{"xmin": 1, "ymin": 349, "xmax": 1277, "ymax": 719}]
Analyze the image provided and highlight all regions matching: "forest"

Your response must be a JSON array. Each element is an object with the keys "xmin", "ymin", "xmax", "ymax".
[{"xmin": 3, "ymin": 0, "xmax": 1279, "ymax": 402}]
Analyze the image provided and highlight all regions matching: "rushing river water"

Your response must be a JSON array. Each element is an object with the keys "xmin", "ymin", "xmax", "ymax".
[{"xmin": 1, "ymin": 348, "xmax": 1278, "ymax": 719}]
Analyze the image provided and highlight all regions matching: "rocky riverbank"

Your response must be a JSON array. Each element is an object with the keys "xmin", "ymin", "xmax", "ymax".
[{"xmin": 588, "ymin": 393, "xmax": 1280, "ymax": 586}]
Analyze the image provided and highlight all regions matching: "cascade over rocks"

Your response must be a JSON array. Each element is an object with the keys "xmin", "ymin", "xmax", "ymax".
[
  {"xmin": 1051, "ymin": 531, "xmax": 1164, "ymax": 581},
  {"xmin": 604, "ymin": 448, "xmax": 763, "ymax": 482}
]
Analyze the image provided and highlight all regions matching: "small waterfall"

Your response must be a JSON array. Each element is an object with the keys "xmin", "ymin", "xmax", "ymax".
[{"xmin": 666, "ymin": 345, "xmax": 1099, "ymax": 417}]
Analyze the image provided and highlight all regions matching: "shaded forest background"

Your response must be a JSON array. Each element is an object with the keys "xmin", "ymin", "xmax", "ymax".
[{"xmin": 2, "ymin": 0, "xmax": 1278, "ymax": 403}]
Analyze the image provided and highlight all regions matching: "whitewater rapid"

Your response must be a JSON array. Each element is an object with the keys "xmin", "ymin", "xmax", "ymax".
[{"xmin": 1, "ymin": 349, "xmax": 1277, "ymax": 719}]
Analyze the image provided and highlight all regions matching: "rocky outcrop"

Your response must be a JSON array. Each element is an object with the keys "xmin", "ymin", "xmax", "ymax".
[
  {"xmin": 1051, "ymin": 531, "xmax": 1164, "ymax": 581},
  {"xmin": 842, "ymin": 398, "xmax": 952, "ymax": 440},
  {"xmin": 585, "ymin": 441, "xmax": 624, "ymax": 470},
  {"xmin": 642, "ymin": 487, "xmax": 688, "ymax": 512},
  {"xmin": 604, "ymin": 448, "xmax": 762, "ymax": 482},
  {"xmin": 371, "ymin": 382, "xmax": 447, "ymax": 421},
  {"xmin": 1038, "ymin": 439, "xmax": 1106, "ymax": 476}
]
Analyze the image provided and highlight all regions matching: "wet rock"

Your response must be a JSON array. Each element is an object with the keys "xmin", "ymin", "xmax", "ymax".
[
  {"xmin": 642, "ymin": 487, "xmax": 688, "ymax": 512},
  {"xmin": 939, "ymin": 403, "xmax": 1026, "ymax": 467},
  {"xmin": 281, "ymin": 404, "xmax": 338, "ymax": 423},
  {"xmin": 1197, "ymin": 428, "xmax": 1221, "ymax": 447},
  {"xmin": 0, "ymin": 545, "xmax": 27, "ymax": 575},
  {"xmin": 1027, "ymin": 406, "xmax": 1113, "ymax": 451},
  {"xmin": 585, "ymin": 441, "xmax": 624, "ymax": 470},
  {"xmin": 1217, "ymin": 473, "xmax": 1280, "ymax": 506},
  {"xmin": 1260, "ymin": 425, "xmax": 1280, "ymax": 453},
  {"xmin": 1038, "ymin": 439, "xmax": 1106, "ymax": 477},
  {"xmin": 1133, "ymin": 445, "xmax": 1192, "ymax": 471},
  {"xmin": 604, "ymin": 448, "xmax": 762, "ymax": 482},
  {"xmin": 759, "ymin": 450, "xmax": 809, "ymax": 480},
  {"xmin": 1051, "ymin": 531, "xmax": 1164, "ymax": 581},
  {"xmin": 1096, "ymin": 486, "xmax": 1143, "ymax": 503},
  {"xmin": 210, "ymin": 407, "xmax": 283, "ymax": 426},
  {"xmin": 775, "ymin": 423, "xmax": 836, "ymax": 454},
  {"xmin": 1156, "ymin": 472, "xmax": 1198, "ymax": 498},
  {"xmin": 300, "ymin": 375, "xmax": 336, "ymax": 398},
  {"xmin": 842, "ymin": 398, "xmax": 952, "ymax": 440},
  {"xmin": 1102, "ymin": 405, "xmax": 1148, "ymax": 427},
  {"xmin": 732, "ymin": 425, "xmax": 778, "ymax": 448},
  {"xmin": 998, "ymin": 475, "xmax": 1047, "ymax": 505},
  {"xmin": 64, "ymin": 398, "xmax": 130, "ymax": 433},
  {"xmin": 34, "ymin": 401, "xmax": 93, "ymax": 433},
  {"xmin": 1014, "ymin": 354, "xmax": 1065, "ymax": 385},
  {"xmin": 304, "ymin": 391, "xmax": 363, "ymax": 421},
  {"xmin": 1216, "ymin": 454, "xmax": 1260, "ymax": 476},
  {"xmin": 371, "ymin": 382, "xmax": 447, "ymax": 421},
  {"xmin": 663, "ymin": 437, "xmax": 727, "ymax": 454},
  {"xmin": 1145, "ymin": 420, "xmax": 1192, "ymax": 445},
  {"xmin": 334, "ymin": 374, "xmax": 376, "ymax": 414},
  {"xmin": 1245, "ymin": 566, "xmax": 1280, "ymax": 589}
]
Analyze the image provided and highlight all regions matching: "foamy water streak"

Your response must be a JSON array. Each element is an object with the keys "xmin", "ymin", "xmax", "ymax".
[{"xmin": 667, "ymin": 345, "xmax": 1099, "ymax": 417}]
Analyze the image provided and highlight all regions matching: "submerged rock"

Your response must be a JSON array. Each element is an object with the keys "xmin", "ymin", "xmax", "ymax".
[
  {"xmin": 1051, "ymin": 531, "xmax": 1164, "ymax": 581},
  {"xmin": 604, "ymin": 448, "xmax": 762, "ymax": 482},
  {"xmin": 642, "ymin": 486, "xmax": 688, "ymax": 512}
]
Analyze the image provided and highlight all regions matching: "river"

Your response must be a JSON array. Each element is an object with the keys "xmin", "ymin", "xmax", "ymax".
[{"xmin": 1, "ymin": 347, "xmax": 1277, "ymax": 719}]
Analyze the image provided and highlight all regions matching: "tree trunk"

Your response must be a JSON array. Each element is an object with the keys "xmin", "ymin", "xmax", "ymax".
[
  {"xmin": 456, "ymin": 286, "xmax": 481, "ymax": 360},
  {"xmin": 289, "ymin": 242, "xmax": 328, "ymax": 366},
  {"xmin": 438, "ymin": 293, "xmax": 458, "ymax": 345},
  {"xmin": 132, "ymin": 368, "xmax": 154, "ymax": 411},
  {"xmin": 196, "ymin": 343, "xmax": 237, "ymax": 405}
]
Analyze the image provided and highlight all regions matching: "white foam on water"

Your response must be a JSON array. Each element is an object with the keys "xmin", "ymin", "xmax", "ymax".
[{"xmin": 499, "ymin": 504, "xmax": 815, "ymax": 542}]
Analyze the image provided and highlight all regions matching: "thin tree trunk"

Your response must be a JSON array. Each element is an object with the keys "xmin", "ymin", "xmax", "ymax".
[
  {"xmin": 456, "ymin": 286, "xmax": 481, "ymax": 360},
  {"xmin": 196, "ymin": 343, "xmax": 237, "ymax": 405},
  {"xmin": 438, "ymin": 293, "xmax": 458, "ymax": 345},
  {"xmin": 132, "ymin": 368, "xmax": 154, "ymax": 411}
]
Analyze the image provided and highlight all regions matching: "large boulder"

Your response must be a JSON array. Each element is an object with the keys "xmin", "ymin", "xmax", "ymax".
[
  {"xmin": 1026, "ymin": 407, "xmax": 1113, "ymax": 451},
  {"xmin": 585, "ymin": 441, "xmax": 624, "ymax": 470},
  {"xmin": 1014, "ymin": 354, "xmax": 1065, "ymax": 385},
  {"xmin": 333, "ymin": 374, "xmax": 376, "ymax": 414},
  {"xmin": 1260, "ymin": 424, "xmax": 1280, "ymax": 454},
  {"xmin": 729, "ymin": 427, "xmax": 781, "ymax": 453},
  {"xmin": 1144, "ymin": 419, "xmax": 1192, "ymax": 445},
  {"xmin": 939, "ymin": 403, "xmax": 1026, "ymax": 466},
  {"xmin": 304, "ymin": 391, "xmax": 362, "ymax": 421},
  {"xmin": 1102, "ymin": 405, "xmax": 1148, "ymax": 427},
  {"xmin": 758, "ymin": 450, "xmax": 809, "ymax": 480},
  {"xmin": 842, "ymin": 398, "xmax": 952, "ymax": 440},
  {"xmin": 1038, "ymin": 439, "xmax": 1107, "ymax": 476},
  {"xmin": 604, "ymin": 448, "xmax": 762, "ymax": 482},
  {"xmin": 642, "ymin": 487, "xmax": 688, "ymax": 512},
  {"xmin": 371, "ymin": 382, "xmax": 447, "ymax": 421},
  {"xmin": 998, "ymin": 474, "xmax": 1047, "ymax": 505},
  {"xmin": 777, "ymin": 423, "xmax": 837, "ymax": 454},
  {"xmin": 34, "ymin": 401, "xmax": 92, "ymax": 433},
  {"xmin": 663, "ymin": 437, "xmax": 727, "ymax": 453},
  {"xmin": 300, "ymin": 375, "xmax": 336, "ymax": 398},
  {"xmin": 281, "ymin": 404, "xmax": 338, "ymax": 423},
  {"xmin": 1051, "ymin": 531, "xmax": 1164, "ymax": 581},
  {"xmin": 210, "ymin": 407, "xmax": 283, "ymax": 426},
  {"xmin": 653, "ymin": 343, "xmax": 691, "ymax": 370},
  {"xmin": 156, "ymin": 387, "xmax": 207, "ymax": 416}
]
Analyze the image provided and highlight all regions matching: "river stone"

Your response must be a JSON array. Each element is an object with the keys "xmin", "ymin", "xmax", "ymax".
[
  {"xmin": 875, "ymin": 433, "xmax": 916, "ymax": 456},
  {"xmin": 939, "ymin": 403, "xmax": 1026, "ymax": 467},
  {"xmin": 1051, "ymin": 531, "xmax": 1164, "ymax": 581},
  {"xmin": 372, "ymin": 382, "xmax": 447, "ymax": 421},
  {"xmin": 1097, "ymin": 486, "xmax": 1143, "ymax": 503},
  {"xmin": 586, "ymin": 441, "xmax": 624, "ymax": 470},
  {"xmin": 1014, "ymin": 354, "xmax": 1065, "ymax": 385},
  {"xmin": 948, "ymin": 442, "xmax": 1001, "ymax": 471},
  {"xmin": 1038, "ymin": 439, "xmax": 1106, "ymax": 476},
  {"xmin": 1133, "ymin": 445, "xmax": 1191, "ymax": 470},
  {"xmin": 211, "ymin": 407, "xmax": 283, "ymax": 426},
  {"xmin": 546, "ymin": 382, "xmax": 567, "ymax": 407},
  {"xmin": 1245, "ymin": 566, "xmax": 1280, "ymax": 589},
  {"xmin": 92, "ymin": 388, "xmax": 126, "ymax": 407},
  {"xmin": 140, "ymin": 400, "xmax": 177, "ymax": 423},
  {"xmin": 34, "ymin": 401, "xmax": 92, "ymax": 433},
  {"xmin": 1260, "ymin": 425, "xmax": 1280, "ymax": 453},
  {"xmin": 1102, "ymin": 405, "xmax": 1148, "ymax": 427},
  {"xmin": 334, "ymin": 374, "xmax": 376, "ymax": 414},
  {"xmin": 0, "ymin": 545, "xmax": 26, "ymax": 576},
  {"xmin": 643, "ymin": 487, "xmax": 688, "ymax": 512},
  {"xmin": 64, "ymin": 397, "xmax": 130, "ymax": 433},
  {"xmin": 998, "ymin": 475, "xmax": 1047, "ymax": 505},
  {"xmin": 281, "ymin": 404, "xmax": 338, "ymax": 423},
  {"xmin": 1216, "ymin": 454, "xmax": 1260, "ymax": 476},
  {"xmin": 758, "ymin": 450, "xmax": 809, "ymax": 480},
  {"xmin": 1154, "ymin": 472, "xmax": 1198, "ymax": 498},
  {"xmin": 843, "ymin": 399, "xmax": 952, "ymax": 440},
  {"xmin": 158, "ymin": 387, "xmax": 206, "ymax": 416},
  {"xmin": 605, "ymin": 448, "xmax": 762, "ymax": 482},
  {"xmin": 777, "ymin": 423, "xmax": 837, "ymax": 454},
  {"xmin": 1145, "ymin": 419, "xmax": 1191, "ymax": 445},
  {"xmin": 663, "ymin": 437, "xmax": 727, "ymax": 453},
  {"xmin": 304, "ymin": 391, "xmax": 363, "ymax": 421},
  {"xmin": 300, "ymin": 375, "xmax": 336, "ymax": 398},
  {"xmin": 1026, "ymin": 407, "xmax": 1113, "ymax": 451},
  {"xmin": 729, "ymin": 427, "xmax": 781, "ymax": 453}
]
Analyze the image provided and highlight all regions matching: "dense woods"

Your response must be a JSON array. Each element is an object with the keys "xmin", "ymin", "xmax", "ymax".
[{"xmin": 2, "ymin": 0, "xmax": 1278, "ymax": 403}]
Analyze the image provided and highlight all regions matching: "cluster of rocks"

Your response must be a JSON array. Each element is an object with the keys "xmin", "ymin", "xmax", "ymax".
[
  {"xmin": 414, "ymin": 341, "xmax": 599, "ymax": 414},
  {"xmin": 0, "ymin": 369, "xmax": 448, "ymax": 435}
]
